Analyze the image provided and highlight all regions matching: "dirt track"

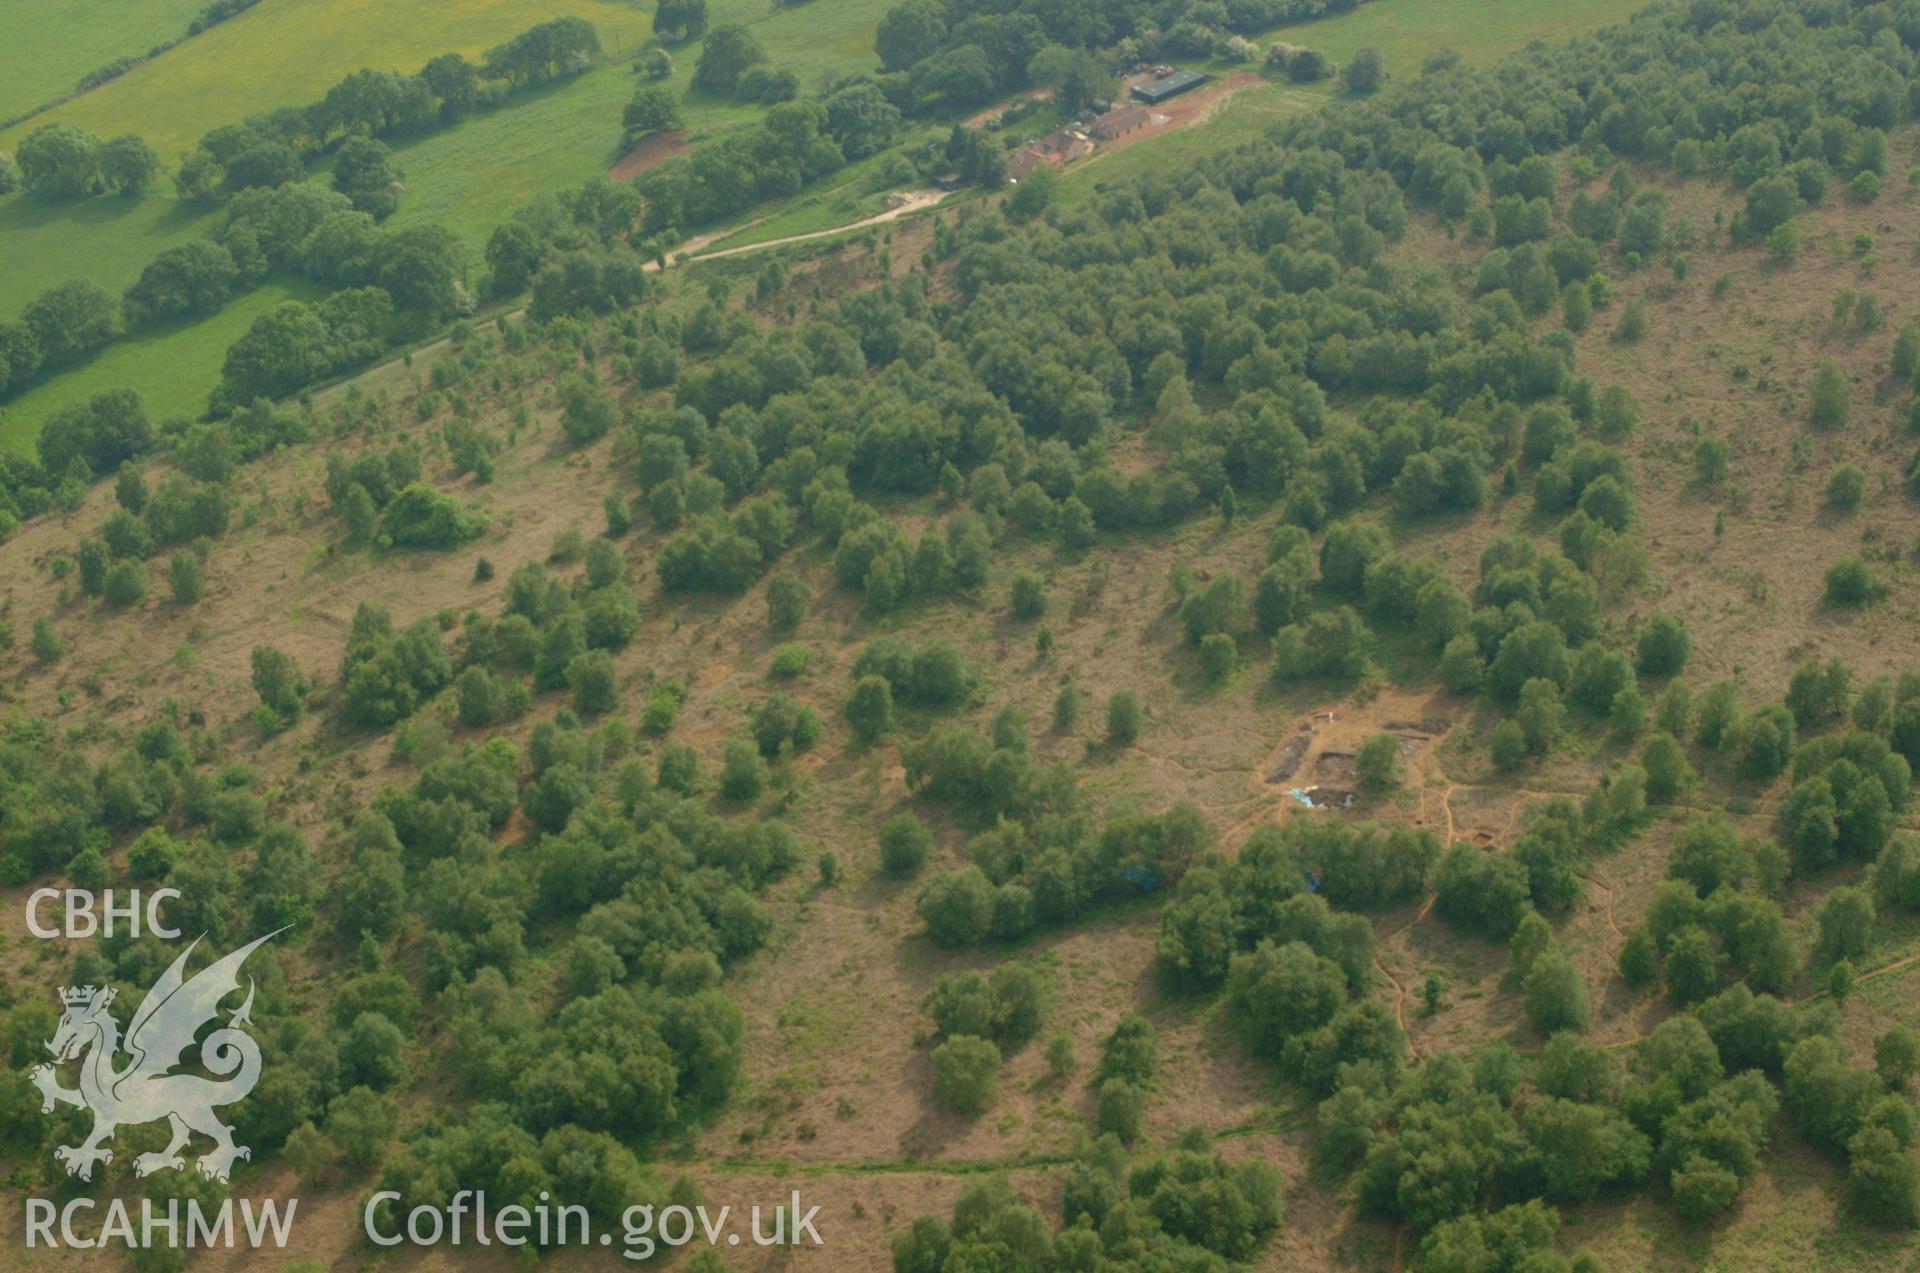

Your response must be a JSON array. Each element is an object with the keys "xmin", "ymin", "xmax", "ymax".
[
  {"xmin": 689, "ymin": 189, "xmax": 956, "ymax": 261},
  {"xmin": 319, "ymin": 189, "xmax": 961, "ymax": 404}
]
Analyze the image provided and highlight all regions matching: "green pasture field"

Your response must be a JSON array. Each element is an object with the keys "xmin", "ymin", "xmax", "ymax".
[
  {"xmin": 382, "ymin": 0, "xmax": 897, "ymax": 246},
  {"xmin": 0, "ymin": 0, "xmax": 893, "ymax": 451},
  {"xmin": 1238, "ymin": 0, "xmax": 1652, "ymax": 70},
  {"xmin": 698, "ymin": 0, "xmax": 893, "ymax": 97},
  {"xmin": 0, "ymin": 1, "xmax": 663, "ymax": 328},
  {"xmin": 0, "ymin": 0, "xmax": 890, "ymax": 163},
  {"xmin": 0, "ymin": 189, "xmax": 216, "ymax": 321},
  {"xmin": 0, "ymin": 0, "xmax": 658, "ymax": 160},
  {"xmin": 379, "ymin": 66, "xmax": 640, "ymax": 248},
  {"xmin": 0, "ymin": 0, "xmax": 892, "ymax": 310},
  {"xmin": 0, "ymin": 0, "xmax": 209, "ymax": 123},
  {"xmin": 0, "ymin": 57, "xmax": 658, "ymax": 329},
  {"xmin": 0, "ymin": 281, "xmax": 323, "ymax": 452}
]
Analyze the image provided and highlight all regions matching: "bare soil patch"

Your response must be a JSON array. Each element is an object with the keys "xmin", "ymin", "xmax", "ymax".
[
  {"xmin": 1265, "ymin": 729, "xmax": 1312, "ymax": 783},
  {"xmin": 1312, "ymin": 750, "xmax": 1357, "ymax": 781},
  {"xmin": 609, "ymin": 127, "xmax": 690, "ymax": 180}
]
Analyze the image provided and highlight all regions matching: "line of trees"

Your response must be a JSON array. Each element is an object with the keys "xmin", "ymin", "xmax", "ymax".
[
  {"xmin": 173, "ymin": 17, "xmax": 600, "ymax": 205},
  {"xmin": 0, "ymin": 166, "xmax": 463, "ymax": 418},
  {"xmin": 10, "ymin": 123, "xmax": 157, "ymax": 198},
  {"xmin": 633, "ymin": 88, "xmax": 900, "ymax": 235},
  {"xmin": 0, "ymin": 18, "xmax": 599, "ymax": 411}
]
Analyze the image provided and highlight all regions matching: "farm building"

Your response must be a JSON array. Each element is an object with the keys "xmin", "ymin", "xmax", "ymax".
[
  {"xmin": 1009, "ymin": 127, "xmax": 1093, "ymax": 180},
  {"xmin": 1131, "ymin": 69, "xmax": 1208, "ymax": 105},
  {"xmin": 1090, "ymin": 104, "xmax": 1150, "ymax": 140}
]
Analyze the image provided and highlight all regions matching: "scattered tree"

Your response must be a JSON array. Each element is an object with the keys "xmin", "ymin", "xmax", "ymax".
[
  {"xmin": 1810, "ymin": 361, "xmax": 1851, "ymax": 428},
  {"xmin": 1343, "ymin": 46, "xmax": 1385, "ymax": 94},
  {"xmin": 931, "ymin": 1034, "xmax": 999, "ymax": 1114},
  {"xmin": 1356, "ymin": 734, "xmax": 1402, "ymax": 793}
]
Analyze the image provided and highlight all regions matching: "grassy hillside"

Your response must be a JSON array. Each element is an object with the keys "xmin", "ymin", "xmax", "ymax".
[
  {"xmin": 8, "ymin": 5, "xmax": 1920, "ymax": 1268},
  {"xmin": 6, "ymin": 137, "xmax": 1920, "ymax": 1263},
  {"xmin": 0, "ymin": 0, "xmax": 208, "ymax": 123}
]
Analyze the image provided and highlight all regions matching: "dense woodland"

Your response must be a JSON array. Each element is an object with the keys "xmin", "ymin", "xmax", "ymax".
[{"xmin": 7, "ymin": 0, "xmax": 1920, "ymax": 1269}]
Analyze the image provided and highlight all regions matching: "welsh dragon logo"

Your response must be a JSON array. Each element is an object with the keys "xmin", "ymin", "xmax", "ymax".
[{"xmin": 29, "ymin": 930, "xmax": 281, "ymax": 1184}]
